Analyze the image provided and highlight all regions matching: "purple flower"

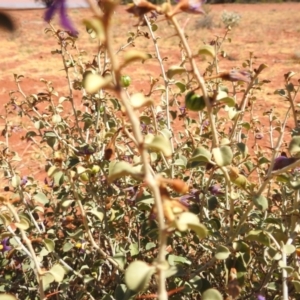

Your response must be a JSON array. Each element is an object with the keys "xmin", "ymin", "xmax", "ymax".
[
  {"xmin": 0, "ymin": 237, "xmax": 12, "ymax": 253},
  {"xmin": 272, "ymin": 154, "xmax": 298, "ymax": 171},
  {"xmin": 174, "ymin": 0, "xmax": 206, "ymax": 14},
  {"xmin": 228, "ymin": 70, "xmax": 251, "ymax": 83},
  {"xmin": 255, "ymin": 132, "xmax": 264, "ymax": 140},
  {"xmin": 20, "ymin": 176, "xmax": 28, "ymax": 186},
  {"xmin": 179, "ymin": 194, "xmax": 192, "ymax": 207},
  {"xmin": 257, "ymin": 295, "xmax": 265, "ymax": 300},
  {"xmin": 44, "ymin": 0, "xmax": 78, "ymax": 36},
  {"xmin": 208, "ymin": 185, "xmax": 224, "ymax": 195},
  {"xmin": 186, "ymin": 0, "xmax": 206, "ymax": 14}
]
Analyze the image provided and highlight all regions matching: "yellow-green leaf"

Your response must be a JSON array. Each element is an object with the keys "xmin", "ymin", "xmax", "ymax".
[{"xmin": 125, "ymin": 260, "xmax": 155, "ymax": 292}]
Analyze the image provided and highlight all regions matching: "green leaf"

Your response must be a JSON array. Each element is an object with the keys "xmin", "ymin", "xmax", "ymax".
[
  {"xmin": 198, "ymin": 45, "xmax": 215, "ymax": 58},
  {"xmin": 130, "ymin": 93, "xmax": 153, "ymax": 108},
  {"xmin": 175, "ymin": 81, "xmax": 186, "ymax": 93},
  {"xmin": 145, "ymin": 242, "xmax": 156, "ymax": 250},
  {"xmin": 42, "ymin": 273, "xmax": 54, "ymax": 291},
  {"xmin": 227, "ymin": 106, "xmax": 239, "ymax": 120},
  {"xmin": 140, "ymin": 115, "xmax": 151, "ymax": 125},
  {"xmin": 266, "ymin": 247, "xmax": 281, "ymax": 260},
  {"xmin": 52, "ymin": 114, "xmax": 61, "ymax": 124},
  {"xmin": 246, "ymin": 230, "xmax": 270, "ymax": 246},
  {"xmin": 168, "ymin": 254, "xmax": 191, "ymax": 265},
  {"xmin": 11, "ymin": 175, "xmax": 20, "ymax": 188},
  {"xmin": 34, "ymin": 120, "xmax": 45, "ymax": 130},
  {"xmin": 33, "ymin": 192, "xmax": 49, "ymax": 205},
  {"xmin": 88, "ymin": 208, "xmax": 104, "ymax": 222},
  {"xmin": 148, "ymin": 23, "xmax": 157, "ymax": 32},
  {"xmin": 144, "ymin": 134, "xmax": 172, "ymax": 157},
  {"xmin": 256, "ymin": 63, "xmax": 268, "ymax": 74},
  {"xmin": 217, "ymin": 96, "xmax": 235, "ymax": 107},
  {"xmin": 208, "ymin": 196, "xmax": 218, "ymax": 211},
  {"xmin": 212, "ymin": 146, "xmax": 233, "ymax": 167},
  {"xmin": 44, "ymin": 239, "xmax": 55, "ymax": 252},
  {"xmin": 166, "ymin": 66, "xmax": 186, "ymax": 79},
  {"xmin": 236, "ymin": 143, "xmax": 248, "ymax": 158},
  {"xmin": 113, "ymin": 253, "xmax": 126, "ymax": 271},
  {"xmin": 123, "ymin": 50, "xmax": 150, "ymax": 66},
  {"xmin": 278, "ymin": 261, "xmax": 294, "ymax": 273},
  {"xmin": 83, "ymin": 73, "xmax": 112, "ymax": 94},
  {"xmin": 61, "ymin": 199, "xmax": 74, "ymax": 208},
  {"xmin": 66, "ymin": 229, "xmax": 83, "ymax": 238},
  {"xmin": 15, "ymin": 217, "xmax": 30, "ymax": 230},
  {"xmin": 175, "ymin": 212, "xmax": 208, "ymax": 239},
  {"xmin": 289, "ymin": 136, "xmax": 300, "ymax": 157},
  {"xmin": 252, "ymin": 195, "xmax": 268, "ymax": 211},
  {"xmin": 292, "ymin": 280, "xmax": 300, "ymax": 293},
  {"xmin": 189, "ymin": 147, "xmax": 212, "ymax": 163},
  {"xmin": 47, "ymin": 264, "xmax": 65, "ymax": 282},
  {"xmin": 108, "ymin": 161, "xmax": 143, "ymax": 183},
  {"xmin": 129, "ymin": 243, "xmax": 139, "ymax": 256},
  {"xmin": 0, "ymin": 295, "xmax": 17, "ymax": 300},
  {"xmin": 125, "ymin": 261, "xmax": 155, "ymax": 292},
  {"xmin": 62, "ymin": 242, "xmax": 74, "ymax": 252},
  {"xmin": 84, "ymin": 17, "xmax": 105, "ymax": 41},
  {"xmin": 174, "ymin": 158, "xmax": 186, "ymax": 167},
  {"xmin": 53, "ymin": 170, "xmax": 64, "ymax": 186},
  {"xmin": 202, "ymin": 288, "xmax": 223, "ymax": 300},
  {"xmin": 215, "ymin": 245, "xmax": 231, "ymax": 260},
  {"xmin": 283, "ymin": 244, "xmax": 296, "ymax": 255}
]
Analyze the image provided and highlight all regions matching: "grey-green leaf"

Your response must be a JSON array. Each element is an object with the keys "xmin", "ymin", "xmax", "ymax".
[
  {"xmin": 253, "ymin": 195, "xmax": 268, "ymax": 211},
  {"xmin": 125, "ymin": 260, "xmax": 155, "ymax": 292},
  {"xmin": 144, "ymin": 134, "xmax": 172, "ymax": 157},
  {"xmin": 189, "ymin": 147, "xmax": 212, "ymax": 163},
  {"xmin": 215, "ymin": 245, "xmax": 231, "ymax": 260},
  {"xmin": 48, "ymin": 264, "xmax": 66, "ymax": 282},
  {"xmin": 44, "ymin": 238, "xmax": 55, "ymax": 252},
  {"xmin": 212, "ymin": 146, "xmax": 233, "ymax": 166},
  {"xmin": 289, "ymin": 136, "xmax": 300, "ymax": 157},
  {"xmin": 202, "ymin": 288, "xmax": 223, "ymax": 300},
  {"xmin": 166, "ymin": 66, "xmax": 186, "ymax": 79},
  {"xmin": 0, "ymin": 294, "xmax": 17, "ymax": 300},
  {"xmin": 198, "ymin": 45, "xmax": 215, "ymax": 58}
]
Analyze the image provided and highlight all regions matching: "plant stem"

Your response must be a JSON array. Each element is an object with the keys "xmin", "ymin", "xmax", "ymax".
[{"xmin": 169, "ymin": 15, "xmax": 219, "ymax": 149}]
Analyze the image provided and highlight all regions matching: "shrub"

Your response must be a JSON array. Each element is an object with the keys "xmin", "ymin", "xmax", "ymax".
[
  {"xmin": 1, "ymin": 1, "xmax": 300, "ymax": 300},
  {"xmin": 221, "ymin": 10, "xmax": 241, "ymax": 27}
]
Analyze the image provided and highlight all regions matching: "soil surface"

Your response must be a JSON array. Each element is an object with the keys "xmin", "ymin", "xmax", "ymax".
[{"xmin": 0, "ymin": 3, "xmax": 300, "ymax": 184}]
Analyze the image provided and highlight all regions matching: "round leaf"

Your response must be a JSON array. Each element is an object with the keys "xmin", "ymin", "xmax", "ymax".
[
  {"xmin": 189, "ymin": 147, "xmax": 212, "ymax": 163},
  {"xmin": 108, "ymin": 161, "xmax": 142, "ymax": 183},
  {"xmin": 144, "ymin": 134, "xmax": 172, "ymax": 157},
  {"xmin": 175, "ymin": 212, "xmax": 208, "ymax": 239},
  {"xmin": 283, "ymin": 244, "xmax": 296, "ymax": 255},
  {"xmin": 202, "ymin": 288, "xmax": 223, "ymax": 300},
  {"xmin": 83, "ymin": 73, "xmax": 112, "ymax": 94},
  {"xmin": 198, "ymin": 45, "xmax": 215, "ymax": 58},
  {"xmin": 125, "ymin": 260, "xmax": 155, "ymax": 292},
  {"xmin": 289, "ymin": 136, "xmax": 300, "ymax": 157},
  {"xmin": 167, "ymin": 66, "xmax": 186, "ymax": 79},
  {"xmin": 11, "ymin": 175, "xmax": 20, "ymax": 188},
  {"xmin": 130, "ymin": 93, "xmax": 153, "ymax": 109},
  {"xmin": 217, "ymin": 96, "xmax": 236, "ymax": 107},
  {"xmin": 0, "ymin": 294, "xmax": 17, "ymax": 300},
  {"xmin": 44, "ymin": 238, "xmax": 55, "ymax": 252},
  {"xmin": 212, "ymin": 146, "xmax": 233, "ymax": 166},
  {"xmin": 123, "ymin": 50, "xmax": 150, "ymax": 66},
  {"xmin": 215, "ymin": 245, "xmax": 231, "ymax": 260},
  {"xmin": 42, "ymin": 273, "xmax": 54, "ymax": 291},
  {"xmin": 83, "ymin": 17, "xmax": 105, "ymax": 41},
  {"xmin": 48, "ymin": 264, "xmax": 66, "ymax": 282},
  {"xmin": 253, "ymin": 195, "xmax": 268, "ymax": 211}
]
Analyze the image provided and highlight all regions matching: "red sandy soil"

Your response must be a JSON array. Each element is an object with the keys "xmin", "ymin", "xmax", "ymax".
[{"xmin": 0, "ymin": 3, "xmax": 300, "ymax": 184}]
